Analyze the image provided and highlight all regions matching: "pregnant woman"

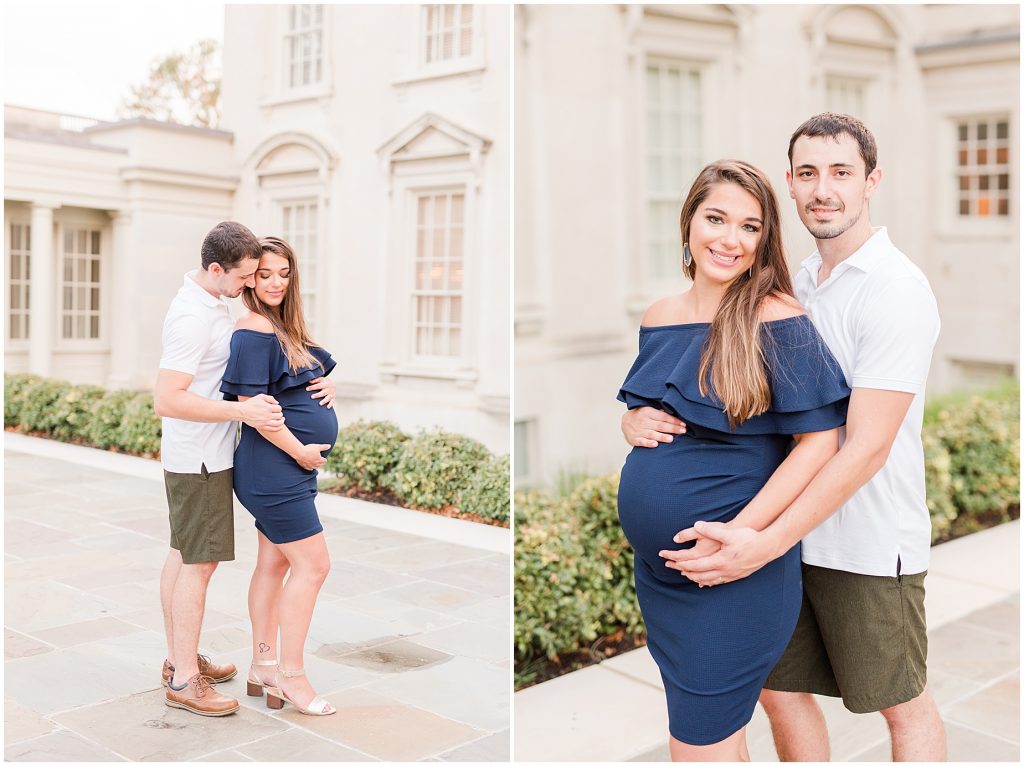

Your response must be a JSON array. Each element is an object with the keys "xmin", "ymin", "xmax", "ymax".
[
  {"xmin": 616, "ymin": 160, "xmax": 850, "ymax": 760},
  {"xmin": 220, "ymin": 236, "xmax": 338, "ymax": 716}
]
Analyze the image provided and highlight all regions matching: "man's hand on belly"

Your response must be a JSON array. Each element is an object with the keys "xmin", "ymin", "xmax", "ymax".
[
  {"xmin": 621, "ymin": 406, "xmax": 686, "ymax": 448},
  {"xmin": 307, "ymin": 376, "xmax": 336, "ymax": 408},
  {"xmin": 659, "ymin": 521, "xmax": 771, "ymax": 586}
]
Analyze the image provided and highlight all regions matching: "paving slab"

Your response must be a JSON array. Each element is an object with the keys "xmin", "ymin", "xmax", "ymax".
[{"xmin": 4, "ymin": 442, "xmax": 509, "ymax": 762}]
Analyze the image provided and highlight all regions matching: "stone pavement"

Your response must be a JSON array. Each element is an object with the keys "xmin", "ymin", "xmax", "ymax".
[
  {"xmin": 516, "ymin": 521, "xmax": 1019, "ymax": 762},
  {"xmin": 4, "ymin": 438, "xmax": 510, "ymax": 762}
]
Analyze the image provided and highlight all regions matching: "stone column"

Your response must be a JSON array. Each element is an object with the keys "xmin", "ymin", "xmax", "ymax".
[
  {"xmin": 28, "ymin": 202, "xmax": 57, "ymax": 377},
  {"xmin": 105, "ymin": 210, "xmax": 136, "ymax": 389}
]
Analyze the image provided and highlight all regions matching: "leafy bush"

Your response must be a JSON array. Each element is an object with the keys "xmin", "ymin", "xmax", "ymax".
[
  {"xmin": 923, "ymin": 383, "xmax": 1019, "ymax": 539},
  {"xmin": 16, "ymin": 377, "xmax": 72, "ymax": 434},
  {"xmin": 87, "ymin": 389, "xmax": 140, "ymax": 449},
  {"xmin": 515, "ymin": 475, "xmax": 644, "ymax": 685},
  {"xmin": 459, "ymin": 454, "xmax": 510, "ymax": 522},
  {"xmin": 4, "ymin": 373, "xmax": 41, "ymax": 426},
  {"xmin": 325, "ymin": 419, "xmax": 409, "ymax": 492},
  {"xmin": 51, "ymin": 384, "xmax": 106, "ymax": 441},
  {"xmin": 386, "ymin": 429, "xmax": 491, "ymax": 510},
  {"xmin": 116, "ymin": 392, "xmax": 162, "ymax": 456}
]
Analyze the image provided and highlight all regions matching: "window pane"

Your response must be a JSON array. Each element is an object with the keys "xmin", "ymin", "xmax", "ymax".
[
  {"xmin": 63, "ymin": 315, "xmax": 73, "ymax": 337},
  {"xmin": 90, "ymin": 287, "xmax": 100, "ymax": 308},
  {"xmin": 977, "ymin": 148, "xmax": 988, "ymax": 165},
  {"xmin": 450, "ymin": 296, "xmax": 461, "ymax": 323},
  {"xmin": 63, "ymin": 286, "xmax": 73, "ymax": 308},
  {"xmin": 996, "ymin": 147, "xmax": 1008, "ymax": 164},
  {"xmin": 977, "ymin": 122, "xmax": 988, "ymax": 140},
  {"xmin": 979, "ymin": 175, "xmax": 990, "ymax": 190},
  {"xmin": 90, "ymin": 315, "xmax": 100, "ymax": 338},
  {"xmin": 958, "ymin": 149, "xmax": 968, "ymax": 166},
  {"xmin": 449, "ymin": 328, "xmax": 460, "ymax": 356},
  {"xmin": 998, "ymin": 198, "xmax": 1009, "ymax": 216},
  {"xmin": 959, "ymin": 176, "xmax": 970, "ymax": 191},
  {"xmin": 998, "ymin": 174, "xmax": 1009, "ymax": 190},
  {"xmin": 76, "ymin": 315, "xmax": 86, "ymax": 337},
  {"xmin": 978, "ymin": 197, "xmax": 991, "ymax": 216},
  {"xmin": 91, "ymin": 231, "xmax": 100, "ymax": 254},
  {"xmin": 77, "ymin": 229, "xmax": 87, "ymax": 253},
  {"xmin": 10, "ymin": 254, "xmax": 20, "ymax": 280},
  {"xmin": 11, "ymin": 225, "xmax": 20, "ymax": 251},
  {"xmin": 64, "ymin": 230, "xmax": 73, "ymax": 252},
  {"xmin": 958, "ymin": 124, "xmax": 968, "ymax": 141},
  {"xmin": 10, "ymin": 285, "xmax": 19, "ymax": 310},
  {"xmin": 91, "ymin": 259, "xmax": 100, "ymax": 282},
  {"xmin": 996, "ymin": 121, "xmax": 1008, "ymax": 139},
  {"xmin": 451, "ymin": 194, "xmax": 464, "ymax": 224}
]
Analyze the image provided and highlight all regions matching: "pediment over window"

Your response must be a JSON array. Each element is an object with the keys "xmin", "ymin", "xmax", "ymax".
[
  {"xmin": 247, "ymin": 132, "xmax": 336, "ymax": 181},
  {"xmin": 378, "ymin": 113, "xmax": 491, "ymax": 168},
  {"xmin": 809, "ymin": 5, "xmax": 901, "ymax": 50}
]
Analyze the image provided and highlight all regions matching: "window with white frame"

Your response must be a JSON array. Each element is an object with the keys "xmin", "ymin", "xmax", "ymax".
[
  {"xmin": 826, "ymin": 75, "xmax": 867, "ymax": 118},
  {"xmin": 61, "ymin": 227, "xmax": 101, "ymax": 340},
  {"xmin": 412, "ymin": 189, "xmax": 465, "ymax": 358},
  {"xmin": 8, "ymin": 223, "xmax": 31, "ymax": 341},
  {"xmin": 956, "ymin": 117, "xmax": 1010, "ymax": 218},
  {"xmin": 280, "ymin": 201, "xmax": 320, "ymax": 334},
  {"xmin": 286, "ymin": 5, "xmax": 324, "ymax": 90},
  {"xmin": 422, "ymin": 5, "xmax": 474, "ymax": 64},
  {"xmin": 646, "ymin": 60, "xmax": 702, "ymax": 280}
]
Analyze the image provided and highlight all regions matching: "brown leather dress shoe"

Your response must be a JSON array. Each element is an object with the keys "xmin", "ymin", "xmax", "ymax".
[
  {"xmin": 165, "ymin": 672, "xmax": 239, "ymax": 717},
  {"xmin": 162, "ymin": 655, "xmax": 237, "ymax": 686}
]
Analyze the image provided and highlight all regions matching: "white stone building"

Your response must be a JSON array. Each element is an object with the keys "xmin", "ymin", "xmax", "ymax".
[
  {"xmin": 514, "ymin": 4, "xmax": 1019, "ymax": 484},
  {"xmin": 5, "ymin": 4, "xmax": 510, "ymax": 454}
]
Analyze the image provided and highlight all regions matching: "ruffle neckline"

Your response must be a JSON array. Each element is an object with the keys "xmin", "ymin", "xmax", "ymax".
[
  {"xmin": 618, "ymin": 315, "xmax": 850, "ymax": 435},
  {"xmin": 221, "ymin": 329, "xmax": 336, "ymax": 399}
]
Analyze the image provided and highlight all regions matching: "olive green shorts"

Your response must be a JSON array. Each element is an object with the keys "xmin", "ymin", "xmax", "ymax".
[
  {"xmin": 164, "ymin": 465, "xmax": 235, "ymax": 564},
  {"xmin": 764, "ymin": 562, "xmax": 928, "ymax": 713}
]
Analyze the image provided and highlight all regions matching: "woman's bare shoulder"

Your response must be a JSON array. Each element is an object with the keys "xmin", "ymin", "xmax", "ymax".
[
  {"xmin": 759, "ymin": 294, "xmax": 805, "ymax": 323},
  {"xmin": 235, "ymin": 311, "xmax": 274, "ymax": 333},
  {"xmin": 641, "ymin": 294, "xmax": 687, "ymax": 327}
]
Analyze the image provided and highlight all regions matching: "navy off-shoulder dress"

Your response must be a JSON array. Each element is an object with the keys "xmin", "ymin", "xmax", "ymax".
[
  {"xmin": 616, "ymin": 315, "xmax": 850, "ymax": 745},
  {"xmin": 220, "ymin": 330, "xmax": 339, "ymax": 544}
]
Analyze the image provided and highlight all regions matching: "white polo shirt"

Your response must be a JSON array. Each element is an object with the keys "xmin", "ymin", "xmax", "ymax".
[
  {"xmin": 158, "ymin": 270, "xmax": 237, "ymax": 474},
  {"xmin": 794, "ymin": 227, "xmax": 940, "ymax": 577}
]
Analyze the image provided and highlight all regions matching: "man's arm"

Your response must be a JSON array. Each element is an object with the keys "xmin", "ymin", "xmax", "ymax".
[
  {"xmin": 154, "ymin": 369, "xmax": 284, "ymax": 431},
  {"xmin": 672, "ymin": 387, "xmax": 913, "ymax": 585},
  {"xmin": 621, "ymin": 406, "xmax": 686, "ymax": 447}
]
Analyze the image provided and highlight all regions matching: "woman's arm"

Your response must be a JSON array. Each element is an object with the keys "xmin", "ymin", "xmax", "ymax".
[{"xmin": 237, "ymin": 394, "xmax": 330, "ymax": 471}]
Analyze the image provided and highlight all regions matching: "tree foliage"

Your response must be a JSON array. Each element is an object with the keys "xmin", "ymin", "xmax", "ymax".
[{"xmin": 120, "ymin": 39, "xmax": 221, "ymax": 128}]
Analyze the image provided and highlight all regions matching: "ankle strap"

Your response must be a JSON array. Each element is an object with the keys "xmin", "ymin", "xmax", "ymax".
[
  {"xmin": 278, "ymin": 667, "xmax": 306, "ymax": 677},
  {"xmin": 251, "ymin": 660, "xmax": 278, "ymax": 667}
]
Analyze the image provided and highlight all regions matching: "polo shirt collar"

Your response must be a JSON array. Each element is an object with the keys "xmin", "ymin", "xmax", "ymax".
[
  {"xmin": 799, "ymin": 226, "xmax": 890, "ymax": 278},
  {"xmin": 184, "ymin": 269, "xmax": 227, "ymax": 309}
]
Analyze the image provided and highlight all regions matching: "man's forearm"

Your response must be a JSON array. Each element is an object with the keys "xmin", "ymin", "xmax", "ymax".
[
  {"xmin": 155, "ymin": 388, "xmax": 242, "ymax": 423},
  {"xmin": 763, "ymin": 439, "xmax": 887, "ymax": 555}
]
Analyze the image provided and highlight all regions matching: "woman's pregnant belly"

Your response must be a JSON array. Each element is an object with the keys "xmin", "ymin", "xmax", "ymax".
[
  {"xmin": 277, "ymin": 386, "xmax": 339, "ymax": 453},
  {"xmin": 617, "ymin": 429, "xmax": 786, "ymax": 579}
]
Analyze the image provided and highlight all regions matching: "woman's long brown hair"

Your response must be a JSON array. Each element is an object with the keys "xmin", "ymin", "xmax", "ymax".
[
  {"xmin": 679, "ymin": 160, "xmax": 796, "ymax": 429},
  {"xmin": 242, "ymin": 236, "xmax": 321, "ymax": 373}
]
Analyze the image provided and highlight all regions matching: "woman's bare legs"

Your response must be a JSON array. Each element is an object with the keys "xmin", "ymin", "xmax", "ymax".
[
  {"xmin": 275, "ymin": 532, "xmax": 332, "ymax": 708},
  {"xmin": 248, "ymin": 531, "xmax": 289, "ymax": 686},
  {"xmin": 669, "ymin": 726, "xmax": 748, "ymax": 762}
]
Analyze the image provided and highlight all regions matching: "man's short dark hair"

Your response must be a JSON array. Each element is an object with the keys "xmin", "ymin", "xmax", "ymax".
[
  {"xmin": 788, "ymin": 113, "xmax": 878, "ymax": 177},
  {"xmin": 201, "ymin": 221, "xmax": 261, "ymax": 271}
]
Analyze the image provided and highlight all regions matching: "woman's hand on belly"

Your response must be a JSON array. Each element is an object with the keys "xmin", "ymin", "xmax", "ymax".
[{"xmin": 294, "ymin": 442, "xmax": 332, "ymax": 471}]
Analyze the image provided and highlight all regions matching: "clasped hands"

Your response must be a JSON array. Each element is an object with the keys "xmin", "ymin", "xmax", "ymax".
[{"xmin": 658, "ymin": 521, "xmax": 769, "ymax": 587}]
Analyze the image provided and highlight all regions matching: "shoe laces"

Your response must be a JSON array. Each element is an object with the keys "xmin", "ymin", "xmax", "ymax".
[
  {"xmin": 196, "ymin": 653, "xmax": 212, "ymax": 670},
  {"xmin": 190, "ymin": 674, "xmax": 211, "ymax": 698}
]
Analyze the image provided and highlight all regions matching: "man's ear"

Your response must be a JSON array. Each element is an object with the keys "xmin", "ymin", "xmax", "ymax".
[
  {"xmin": 207, "ymin": 261, "xmax": 223, "ymax": 277},
  {"xmin": 785, "ymin": 169, "xmax": 795, "ymax": 199},
  {"xmin": 864, "ymin": 167, "xmax": 883, "ymax": 200}
]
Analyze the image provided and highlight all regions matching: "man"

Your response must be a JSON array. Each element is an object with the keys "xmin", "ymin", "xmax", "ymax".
[
  {"xmin": 622, "ymin": 114, "xmax": 946, "ymax": 761},
  {"xmin": 154, "ymin": 221, "xmax": 334, "ymax": 716}
]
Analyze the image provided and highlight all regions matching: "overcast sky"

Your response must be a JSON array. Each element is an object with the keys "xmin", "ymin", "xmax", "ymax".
[{"xmin": 3, "ymin": 1, "xmax": 225, "ymax": 121}]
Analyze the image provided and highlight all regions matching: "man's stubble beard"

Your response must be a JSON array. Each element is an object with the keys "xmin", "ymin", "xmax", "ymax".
[{"xmin": 804, "ymin": 202, "xmax": 865, "ymax": 240}]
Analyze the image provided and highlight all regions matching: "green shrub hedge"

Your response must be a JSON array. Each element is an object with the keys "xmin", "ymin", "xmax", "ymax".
[
  {"xmin": 515, "ymin": 382, "xmax": 1020, "ymax": 685},
  {"xmin": 324, "ymin": 419, "xmax": 409, "ymax": 492},
  {"xmin": 386, "ymin": 429, "xmax": 493, "ymax": 510},
  {"xmin": 3, "ymin": 374, "xmax": 510, "ymax": 523}
]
